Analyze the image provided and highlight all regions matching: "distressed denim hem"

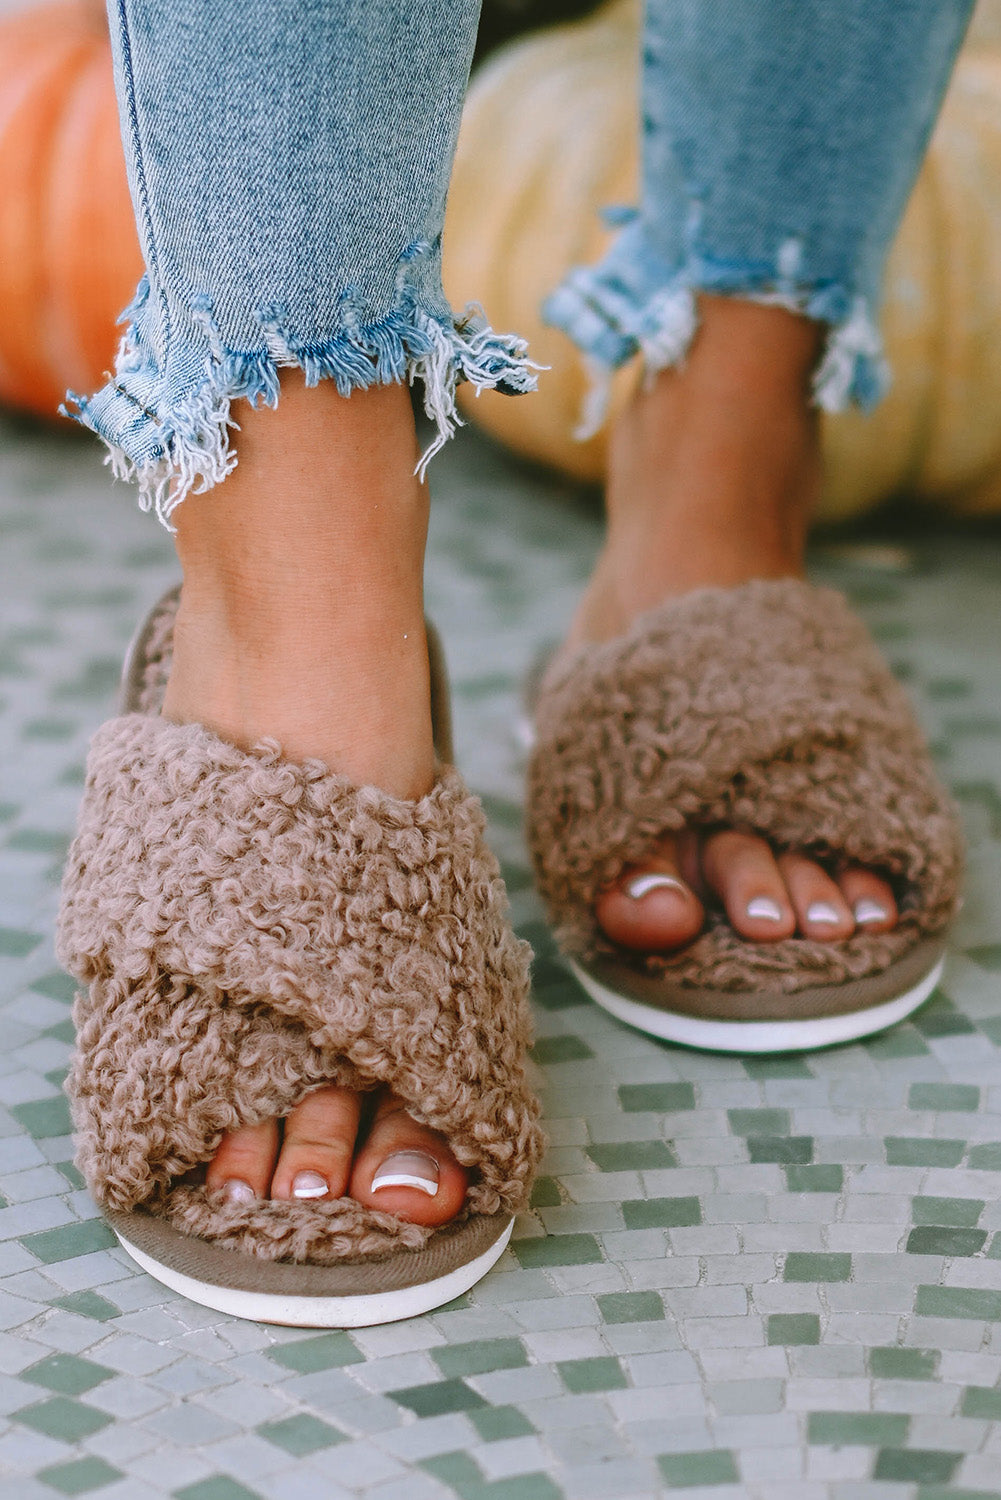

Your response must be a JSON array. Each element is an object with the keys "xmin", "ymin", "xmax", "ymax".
[
  {"xmin": 63, "ymin": 272, "xmax": 540, "ymax": 529},
  {"xmin": 543, "ymin": 218, "xmax": 889, "ymax": 440}
]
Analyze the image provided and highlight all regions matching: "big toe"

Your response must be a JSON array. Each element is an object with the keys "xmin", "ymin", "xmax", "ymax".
[
  {"xmin": 595, "ymin": 835, "xmax": 704, "ymax": 952},
  {"xmin": 350, "ymin": 1091, "xmax": 468, "ymax": 1227}
]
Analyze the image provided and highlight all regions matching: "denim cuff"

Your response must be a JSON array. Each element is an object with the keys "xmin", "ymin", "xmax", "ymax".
[
  {"xmin": 63, "ymin": 244, "xmax": 540, "ymax": 529},
  {"xmin": 543, "ymin": 213, "xmax": 889, "ymax": 439}
]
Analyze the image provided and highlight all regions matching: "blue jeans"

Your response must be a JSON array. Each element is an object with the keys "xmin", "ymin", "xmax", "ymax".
[{"xmin": 68, "ymin": 0, "xmax": 975, "ymax": 525}]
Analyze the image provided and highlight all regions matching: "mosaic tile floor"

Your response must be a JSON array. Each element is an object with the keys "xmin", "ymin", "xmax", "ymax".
[{"xmin": 2, "ymin": 408, "xmax": 1001, "ymax": 1500}]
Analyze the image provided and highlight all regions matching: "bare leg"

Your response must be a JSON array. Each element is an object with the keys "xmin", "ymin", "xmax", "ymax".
[{"xmin": 164, "ymin": 374, "xmax": 468, "ymax": 1227}]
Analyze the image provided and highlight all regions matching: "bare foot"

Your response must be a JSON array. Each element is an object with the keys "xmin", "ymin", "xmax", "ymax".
[
  {"xmin": 572, "ymin": 297, "xmax": 899, "ymax": 955},
  {"xmin": 165, "ymin": 375, "xmax": 467, "ymax": 1224}
]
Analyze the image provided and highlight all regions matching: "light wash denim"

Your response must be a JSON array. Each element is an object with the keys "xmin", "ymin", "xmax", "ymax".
[
  {"xmin": 546, "ymin": 0, "xmax": 976, "ymax": 433},
  {"xmin": 69, "ymin": 0, "xmax": 974, "ymax": 524}
]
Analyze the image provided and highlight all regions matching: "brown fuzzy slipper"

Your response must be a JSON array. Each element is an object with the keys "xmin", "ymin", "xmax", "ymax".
[
  {"xmin": 527, "ymin": 578, "xmax": 963, "ymax": 1055},
  {"xmin": 58, "ymin": 590, "xmax": 544, "ymax": 1326}
]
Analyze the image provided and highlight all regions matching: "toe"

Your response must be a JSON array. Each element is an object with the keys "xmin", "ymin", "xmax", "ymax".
[
  {"xmin": 595, "ymin": 833, "xmax": 704, "ymax": 953},
  {"xmin": 837, "ymin": 865, "xmax": 898, "ymax": 934},
  {"xmin": 270, "ymin": 1085, "xmax": 363, "ymax": 1202},
  {"xmin": 701, "ymin": 830, "xmax": 796, "ymax": 941},
  {"xmin": 776, "ymin": 852, "xmax": 855, "ymax": 941},
  {"xmin": 349, "ymin": 1091, "xmax": 468, "ymax": 1227},
  {"xmin": 205, "ymin": 1117, "xmax": 280, "ymax": 1204}
]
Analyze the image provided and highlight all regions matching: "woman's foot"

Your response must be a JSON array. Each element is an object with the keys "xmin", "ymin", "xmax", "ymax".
[
  {"xmin": 571, "ymin": 297, "xmax": 899, "ymax": 954},
  {"xmin": 163, "ymin": 374, "xmax": 467, "ymax": 1226}
]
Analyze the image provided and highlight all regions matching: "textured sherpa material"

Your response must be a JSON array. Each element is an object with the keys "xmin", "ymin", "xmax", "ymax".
[
  {"xmin": 58, "ymin": 714, "xmax": 544, "ymax": 1263},
  {"xmin": 527, "ymin": 578, "xmax": 962, "ymax": 994}
]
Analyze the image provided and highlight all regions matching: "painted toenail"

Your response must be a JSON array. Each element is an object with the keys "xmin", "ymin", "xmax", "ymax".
[
  {"xmin": 854, "ymin": 898, "xmax": 888, "ymax": 925},
  {"xmin": 806, "ymin": 901, "xmax": 842, "ymax": 925},
  {"xmin": 371, "ymin": 1151, "xmax": 440, "ymax": 1196},
  {"xmin": 223, "ymin": 1179, "xmax": 255, "ymax": 1205},
  {"xmin": 746, "ymin": 896, "xmax": 783, "ymax": 922},
  {"xmin": 292, "ymin": 1170, "xmax": 329, "ymax": 1200},
  {"xmin": 625, "ymin": 873, "xmax": 690, "ymax": 901}
]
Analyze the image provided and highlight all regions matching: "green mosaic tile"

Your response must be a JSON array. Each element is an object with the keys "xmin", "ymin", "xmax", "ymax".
[
  {"xmin": 532, "ymin": 1035, "xmax": 594, "ymax": 1065},
  {"xmin": 50, "ymin": 1291, "xmax": 120, "ymax": 1322},
  {"xmin": 22, "ymin": 1354, "xmax": 115, "ymax": 1396},
  {"xmin": 586, "ymin": 1140, "xmax": 678, "ymax": 1172},
  {"xmin": 174, "ymin": 1481, "xmax": 262, "ymax": 1500},
  {"xmin": 0, "ymin": 926, "xmax": 43, "ymax": 958},
  {"xmin": 45, "ymin": 1019, "xmax": 78, "ymax": 1045},
  {"xmin": 906, "ymin": 1227, "xmax": 987, "ymax": 1256},
  {"xmin": 52, "ymin": 658, "xmax": 121, "ymax": 701},
  {"xmin": 13, "ymin": 1396, "xmax": 113, "ymax": 1442},
  {"xmin": 0, "ymin": 800, "xmax": 19, "ymax": 820},
  {"xmin": 35, "ymin": 1457, "xmax": 123, "ymax": 1496},
  {"xmin": 23, "ymin": 717, "xmax": 75, "ymax": 741},
  {"xmin": 265, "ymin": 1332, "xmax": 363, "ymax": 1374},
  {"xmin": 510, "ymin": 1234, "xmax": 603, "ymax": 1268},
  {"xmin": 784, "ymin": 1164, "xmax": 843, "ymax": 1192},
  {"xmin": 656, "ymin": 1450, "xmax": 739, "ymax": 1487},
  {"xmin": 45, "ymin": 1066, "xmax": 69, "ymax": 1089},
  {"xmin": 915, "ymin": 1286, "xmax": 1001, "ymax": 1320},
  {"xmin": 784, "ymin": 1253, "xmax": 852, "ymax": 1283},
  {"xmin": 986, "ymin": 1233, "xmax": 1001, "ymax": 1258},
  {"xmin": 467, "ymin": 1405, "xmax": 536, "ymax": 1442},
  {"xmin": 421, "ymin": 1452, "xmax": 483, "ymax": 1490},
  {"xmin": 530, "ymin": 1176, "xmax": 562, "ymax": 1208},
  {"xmin": 257, "ymin": 1413, "xmax": 345, "ymax": 1456},
  {"xmin": 433, "ymin": 1338, "xmax": 528, "ymax": 1378},
  {"xmin": 741, "ymin": 1056, "xmax": 813, "ymax": 1079},
  {"xmin": 728, "ymin": 1108, "xmax": 789, "ymax": 1136},
  {"xmin": 960, "ymin": 1386, "xmax": 1001, "ymax": 1419},
  {"xmin": 21, "ymin": 1219, "xmax": 116, "ymax": 1264},
  {"xmin": 11, "ymin": 1095, "xmax": 73, "ymax": 1138},
  {"xmin": 886, "ymin": 1137, "xmax": 966, "ymax": 1167},
  {"xmin": 389, "ymin": 1379, "xmax": 487, "ymax": 1417},
  {"xmin": 557, "ymin": 1357, "xmax": 627, "ymax": 1393},
  {"xmin": 748, "ymin": 1136, "xmax": 813, "ymax": 1164},
  {"xmin": 867, "ymin": 1026, "xmax": 930, "ymax": 1058},
  {"xmin": 530, "ymin": 962, "xmax": 586, "ymax": 1012},
  {"xmin": 618, "ymin": 1082, "xmax": 695, "ymax": 1112},
  {"xmin": 31, "ymin": 971, "xmax": 77, "ymax": 1003},
  {"xmin": 56, "ymin": 1160, "xmax": 86, "ymax": 1191},
  {"xmin": 622, "ymin": 1196, "xmax": 701, "ymax": 1229},
  {"xmin": 912, "ymin": 997, "xmax": 976, "ymax": 1038},
  {"xmin": 807, "ymin": 1412, "xmax": 909, "ymax": 1445},
  {"xmin": 909, "ymin": 1083, "xmax": 980, "ymax": 1112},
  {"xmin": 917, "ymin": 1489, "xmax": 1001, "ymax": 1500},
  {"xmin": 597, "ymin": 1291, "xmax": 665, "ymax": 1324},
  {"xmin": 968, "ymin": 944, "xmax": 1001, "ymax": 971},
  {"xmin": 966, "ymin": 1143, "xmax": 1001, "ymax": 1170},
  {"xmin": 6, "ymin": 829, "xmax": 70, "ymax": 855},
  {"xmin": 873, "ymin": 1449, "xmax": 961, "ymax": 1483},
  {"xmin": 467, "ymin": 1476, "xmax": 563, "ymax": 1500},
  {"xmin": 870, "ymin": 1347, "xmax": 938, "ymax": 1380},
  {"xmin": 768, "ymin": 1314, "xmax": 821, "ymax": 1345},
  {"xmin": 913, "ymin": 1196, "xmax": 984, "ymax": 1226}
]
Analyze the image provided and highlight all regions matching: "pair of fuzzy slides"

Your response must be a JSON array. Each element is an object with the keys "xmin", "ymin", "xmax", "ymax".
[
  {"xmin": 527, "ymin": 577, "xmax": 962, "ymax": 1053},
  {"xmin": 58, "ymin": 577, "xmax": 960, "ymax": 1326},
  {"xmin": 57, "ymin": 591, "xmax": 545, "ymax": 1326}
]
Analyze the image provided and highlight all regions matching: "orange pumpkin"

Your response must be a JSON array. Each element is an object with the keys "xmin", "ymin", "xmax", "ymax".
[{"xmin": 0, "ymin": 0, "xmax": 141, "ymax": 421}]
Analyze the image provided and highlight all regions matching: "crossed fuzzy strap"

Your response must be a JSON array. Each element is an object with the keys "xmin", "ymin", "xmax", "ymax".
[
  {"xmin": 58, "ymin": 715, "xmax": 544, "ymax": 1262},
  {"xmin": 527, "ymin": 578, "xmax": 962, "ymax": 992}
]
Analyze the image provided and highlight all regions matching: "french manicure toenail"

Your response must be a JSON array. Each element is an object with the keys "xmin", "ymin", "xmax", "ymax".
[
  {"xmin": 746, "ymin": 896, "xmax": 783, "ymax": 922},
  {"xmin": 223, "ymin": 1179, "xmax": 255, "ymax": 1205},
  {"xmin": 292, "ymin": 1170, "xmax": 329, "ymax": 1200},
  {"xmin": 854, "ymin": 898, "xmax": 888, "ymax": 925},
  {"xmin": 371, "ymin": 1151, "xmax": 440, "ymax": 1197},
  {"xmin": 625, "ymin": 873, "xmax": 689, "ymax": 901},
  {"xmin": 806, "ymin": 901, "xmax": 842, "ymax": 926}
]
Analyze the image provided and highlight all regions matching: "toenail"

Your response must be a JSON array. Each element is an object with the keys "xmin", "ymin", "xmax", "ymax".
[
  {"xmin": 625, "ymin": 873, "xmax": 690, "ymax": 901},
  {"xmin": 222, "ymin": 1179, "xmax": 255, "ymax": 1205},
  {"xmin": 806, "ymin": 901, "xmax": 842, "ymax": 926},
  {"xmin": 746, "ymin": 896, "xmax": 783, "ymax": 922},
  {"xmin": 371, "ymin": 1150, "xmax": 440, "ymax": 1196},
  {"xmin": 292, "ymin": 1170, "xmax": 329, "ymax": 1200},
  {"xmin": 854, "ymin": 898, "xmax": 888, "ymax": 925}
]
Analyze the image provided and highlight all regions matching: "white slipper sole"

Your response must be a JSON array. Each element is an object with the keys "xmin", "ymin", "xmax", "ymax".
[
  {"xmin": 113, "ymin": 1215, "xmax": 514, "ymax": 1328},
  {"xmin": 569, "ymin": 955, "xmax": 944, "ymax": 1055}
]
